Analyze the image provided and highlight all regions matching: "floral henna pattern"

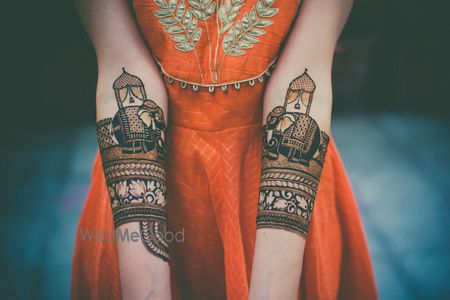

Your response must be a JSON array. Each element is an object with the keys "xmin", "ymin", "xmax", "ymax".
[
  {"xmin": 257, "ymin": 69, "xmax": 329, "ymax": 237},
  {"xmin": 96, "ymin": 68, "xmax": 169, "ymax": 261},
  {"xmin": 108, "ymin": 179, "xmax": 167, "ymax": 209}
]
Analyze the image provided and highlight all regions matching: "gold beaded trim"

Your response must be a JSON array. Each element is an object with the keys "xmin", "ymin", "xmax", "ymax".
[{"xmin": 155, "ymin": 58, "xmax": 277, "ymax": 93}]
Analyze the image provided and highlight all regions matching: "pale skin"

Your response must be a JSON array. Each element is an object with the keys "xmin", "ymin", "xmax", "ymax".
[
  {"xmin": 74, "ymin": 0, "xmax": 170, "ymax": 299},
  {"xmin": 249, "ymin": 0, "xmax": 353, "ymax": 299},
  {"xmin": 74, "ymin": 0, "xmax": 352, "ymax": 299}
]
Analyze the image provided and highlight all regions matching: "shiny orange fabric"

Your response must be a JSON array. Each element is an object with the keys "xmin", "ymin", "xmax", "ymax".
[{"xmin": 72, "ymin": 0, "xmax": 377, "ymax": 299}]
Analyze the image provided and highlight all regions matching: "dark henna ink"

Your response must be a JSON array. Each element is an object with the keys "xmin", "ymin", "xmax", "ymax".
[
  {"xmin": 257, "ymin": 69, "xmax": 329, "ymax": 237},
  {"xmin": 140, "ymin": 220, "xmax": 169, "ymax": 261},
  {"xmin": 97, "ymin": 68, "xmax": 169, "ymax": 261}
]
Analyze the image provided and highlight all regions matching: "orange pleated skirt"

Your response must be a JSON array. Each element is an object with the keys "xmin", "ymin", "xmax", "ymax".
[
  {"xmin": 72, "ymin": 0, "xmax": 377, "ymax": 298},
  {"xmin": 72, "ymin": 126, "xmax": 377, "ymax": 299}
]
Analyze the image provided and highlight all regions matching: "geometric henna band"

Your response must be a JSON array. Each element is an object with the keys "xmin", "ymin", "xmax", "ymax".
[{"xmin": 113, "ymin": 203, "xmax": 168, "ymax": 228}]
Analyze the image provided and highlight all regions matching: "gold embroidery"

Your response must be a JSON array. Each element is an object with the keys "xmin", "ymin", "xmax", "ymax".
[
  {"xmin": 154, "ymin": 0, "xmax": 204, "ymax": 80},
  {"xmin": 188, "ymin": 0, "xmax": 217, "ymax": 81},
  {"xmin": 221, "ymin": 0, "xmax": 278, "ymax": 56},
  {"xmin": 214, "ymin": 0, "xmax": 245, "ymax": 81},
  {"xmin": 218, "ymin": 0, "xmax": 278, "ymax": 80},
  {"xmin": 152, "ymin": 0, "xmax": 279, "ymax": 83},
  {"xmin": 218, "ymin": 0, "xmax": 244, "ymax": 35}
]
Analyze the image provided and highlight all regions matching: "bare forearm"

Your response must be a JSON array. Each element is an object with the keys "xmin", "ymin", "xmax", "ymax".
[
  {"xmin": 95, "ymin": 68, "xmax": 170, "ymax": 300},
  {"xmin": 249, "ymin": 0, "xmax": 353, "ymax": 299},
  {"xmin": 74, "ymin": 0, "xmax": 171, "ymax": 299},
  {"xmin": 74, "ymin": 0, "xmax": 165, "ymax": 94},
  {"xmin": 249, "ymin": 62, "xmax": 331, "ymax": 300},
  {"xmin": 74, "ymin": 0, "xmax": 153, "ymax": 63},
  {"xmin": 249, "ymin": 68, "xmax": 330, "ymax": 300}
]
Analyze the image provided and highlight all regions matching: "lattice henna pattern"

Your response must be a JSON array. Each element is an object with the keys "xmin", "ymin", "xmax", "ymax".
[
  {"xmin": 96, "ymin": 68, "xmax": 169, "ymax": 261},
  {"xmin": 97, "ymin": 118, "xmax": 116, "ymax": 151},
  {"xmin": 258, "ymin": 69, "xmax": 329, "ymax": 237}
]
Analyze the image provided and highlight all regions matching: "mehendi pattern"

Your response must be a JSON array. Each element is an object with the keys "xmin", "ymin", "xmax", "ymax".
[
  {"xmin": 140, "ymin": 220, "xmax": 170, "ymax": 261},
  {"xmin": 257, "ymin": 69, "xmax": 329, "ymax": 237},
  {"xmin": 97, "ymin": 68, "xmax": 169, "ymax": 261}
]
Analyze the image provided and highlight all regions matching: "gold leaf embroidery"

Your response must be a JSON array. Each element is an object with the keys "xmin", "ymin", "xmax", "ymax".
[
  {"xmin": 154, "ymin": 0, "xmax": 204, "ymax": 80},
  {"xmin": 218, "ymin": 0, "xmax": 245, "ymax": 34},
  {"xmin": 188, "ymin": 0, "xmax": 216, "ymax": 20},
  {"xmin": 153, "ymin": 0, "xmax": 203, "ymax": 52},
  {"xmin": 152, "ymin": 0, "xmax": 279, "ymax": 82},
  {"xmin": 222, "ymin": 0, "xmax": 278, "ymax": 56}
]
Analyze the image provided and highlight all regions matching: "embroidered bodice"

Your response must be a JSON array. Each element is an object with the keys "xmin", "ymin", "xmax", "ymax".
[{"xmin": 134, "ymin": 0, "xmax": 300, "ymax": 90}]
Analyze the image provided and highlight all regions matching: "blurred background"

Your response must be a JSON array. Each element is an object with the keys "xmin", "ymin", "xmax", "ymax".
[{"xmin": 1, "ymin": 0, "xmax": 449, "ymax": 299}]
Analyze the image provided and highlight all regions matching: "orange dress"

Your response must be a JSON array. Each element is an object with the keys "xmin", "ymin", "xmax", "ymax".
[{"xmin": 72, "ymin": 0, "xmax": 378, "ymax": 299}]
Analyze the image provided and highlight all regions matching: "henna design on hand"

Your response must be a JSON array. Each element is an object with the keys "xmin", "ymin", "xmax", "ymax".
[
  {"xmin": 96, "ymin": 68, "xmax": 169, "ymax": 261},
  {"xmin": 257, "ymin": 69, "xmax": 329, "ymax": 237},
  {"xmin": 140, "ymin": 220, "xmax": 169, "ymax": 261}
]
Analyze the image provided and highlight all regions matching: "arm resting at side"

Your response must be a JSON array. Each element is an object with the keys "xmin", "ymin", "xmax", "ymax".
[
  {"xmin": 249, "ymin": 0, "xmax": 353, "ymax": 299},
  {"xmin": 74, "ymin": 0, "xmax": 171, "ymax": 299}
]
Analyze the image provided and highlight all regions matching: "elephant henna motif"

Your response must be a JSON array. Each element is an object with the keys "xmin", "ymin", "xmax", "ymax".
[
  {"xmin": 258, "ymin": 69, "xmax": 329, "ymax": 237},
  {"xmin": 96, "ymin": 68, "xmax": 169, "ymax": 261}
]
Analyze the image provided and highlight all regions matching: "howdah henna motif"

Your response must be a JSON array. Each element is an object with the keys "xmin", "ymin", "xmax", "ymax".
[
  {"xmin": 257, "ymin": 69, "xmax": 329, "ymax": 237},
  {"xmin": 96, "ymin": 68, "xmax": 169, "ymax": 261}
]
